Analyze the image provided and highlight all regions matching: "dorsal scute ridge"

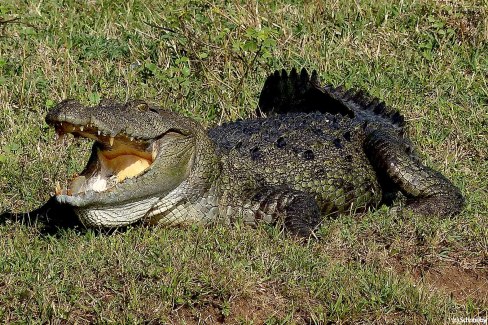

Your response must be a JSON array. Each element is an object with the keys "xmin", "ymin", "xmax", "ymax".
[
  {"xmin": 329, "ymin": 85, "xmax": 405, "ymax": 128},
  {"xmin": 257, "ymin": 68, "xmax": 355, "ymax": 117},
  {"xmin": 258, "ymin": 68, "xmax": 405, "ymax": 129}
]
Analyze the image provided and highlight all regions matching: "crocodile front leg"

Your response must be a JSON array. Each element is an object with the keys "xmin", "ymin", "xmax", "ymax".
[
  {"xmin": 364, "ymin": 129, "xmax": 464, "ymax": 216},
  {"xmin": 228, "ymin": 187, "xmax": 322, "ymax": 237}
]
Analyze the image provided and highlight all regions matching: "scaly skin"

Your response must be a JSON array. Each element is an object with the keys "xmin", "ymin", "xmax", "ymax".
[{"xmin": 37, "ymin": 68, "xmax": 464, "ymax": 236}]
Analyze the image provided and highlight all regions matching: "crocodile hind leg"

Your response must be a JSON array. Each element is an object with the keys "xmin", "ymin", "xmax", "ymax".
[
  {"xmin": 364, "ymin": 129, "xmax": 464, "ymax": 216},
  {"xmin": 235, "ymin": 187, "xmax": 322, "ymax": 237}
]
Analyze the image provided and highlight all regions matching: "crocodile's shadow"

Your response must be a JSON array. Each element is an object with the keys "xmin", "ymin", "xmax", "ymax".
[
  {"xmin": 0, "ymin": 198, "xmax": 136, "ymax": 236},
  {"xmin": 0, "ymin": 197, "xmax": 83, "ymax": 235}
]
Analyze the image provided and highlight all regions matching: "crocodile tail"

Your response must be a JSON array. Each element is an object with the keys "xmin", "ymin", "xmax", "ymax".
[
  {"xmin": 257, "ymin": 68, "xmax": 354, "ymax": 117},
  {"xmin": 258, "ymin": 68, "xmax": 405, "ymax": 130}
]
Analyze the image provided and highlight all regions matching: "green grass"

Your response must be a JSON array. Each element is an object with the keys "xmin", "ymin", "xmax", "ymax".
[{"xmin": 0, "ymin": 0, "xmax": 487, "ymax": 323}]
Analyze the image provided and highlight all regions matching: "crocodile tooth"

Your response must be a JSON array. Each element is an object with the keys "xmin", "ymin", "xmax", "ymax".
[
  {"xmin": 109, "ymin": 136, "xmax": 114, "ymax": 146},
  {"xmin": 98, "ymin": 130, "xmax": 101, "ymax": 136},
  {"xmin": 55, "ymin": 181, "xmax": 61, "ymax": 195},
  {"xmin": 80, "ymin": 126, "xmax": 84, "ymax": 131},
  {"xmin": 55, "ymin": 132, "xmax": 67, "ymax": 144},
  {"xmin": 130, "ymin": 136, "xmax": 134, "ymax": 141}
]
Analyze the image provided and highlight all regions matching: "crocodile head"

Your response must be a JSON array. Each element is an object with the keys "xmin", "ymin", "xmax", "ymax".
[{"xmin": 46, "ymin": 99, "xmax": 218, "ymax": 227}]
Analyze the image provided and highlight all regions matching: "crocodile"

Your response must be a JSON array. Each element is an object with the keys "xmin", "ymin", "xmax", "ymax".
[{"xmin": 36, "ymin": 68, "xmax": 463, "ymax": 236}]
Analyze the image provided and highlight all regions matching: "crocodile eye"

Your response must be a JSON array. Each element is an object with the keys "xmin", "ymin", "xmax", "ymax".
[
  {"xmin": 136, "ymin": 103, "xmax": 149, "ymax": 111},
  {"xmin": 128, "ymin": 101, "xmax": 149, "ymax": 112}
]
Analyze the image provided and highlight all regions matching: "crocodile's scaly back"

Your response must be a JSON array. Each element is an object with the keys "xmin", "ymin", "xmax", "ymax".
[{"xmin": 208, "ymin": 111, "xmax": 383, "ymax": 220}]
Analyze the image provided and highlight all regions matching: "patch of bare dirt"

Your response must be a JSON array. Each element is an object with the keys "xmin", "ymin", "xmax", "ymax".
[
  {"xmin": 323, "ymin": 235, "xmax": 487, "ymax": 307},
  {"xmin": 396, "ymin": 261, "xmax": 488, "ymax": 305},
  {"xmin": 169, "ymin": 283, "xmax": 312, "ymax": 324},
  {"xmin": 421, "ymin": 266, "xmax": 487, "ymax": 304}
]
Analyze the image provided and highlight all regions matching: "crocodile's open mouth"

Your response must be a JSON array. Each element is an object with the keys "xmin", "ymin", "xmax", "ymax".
[{"xmin": 52, "ymin": 122, "xmax": 157, "ymax": 196}]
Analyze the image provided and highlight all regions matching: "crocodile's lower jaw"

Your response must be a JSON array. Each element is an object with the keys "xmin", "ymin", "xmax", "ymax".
[{"xmin": 71, "ymin": 196, "xmax": 160, "ymax": 227}]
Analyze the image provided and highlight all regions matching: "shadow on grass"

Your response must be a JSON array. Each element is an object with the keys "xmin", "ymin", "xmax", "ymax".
[
  {"xmin": 0, "ymin": 197, "xmax": 84, "ymax": 235},
  {"xmin": 0, "ymin": 197, "xmax": 143, "ymax": 236}
]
